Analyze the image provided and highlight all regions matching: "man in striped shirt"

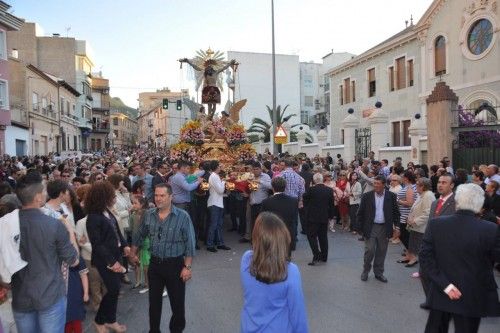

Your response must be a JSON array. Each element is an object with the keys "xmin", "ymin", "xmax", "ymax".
[{"xmin": 131, "ymin": 183, "xmax": 196, "ymax": 333}]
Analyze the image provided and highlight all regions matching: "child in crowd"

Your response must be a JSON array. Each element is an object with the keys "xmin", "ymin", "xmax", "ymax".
[
  {"xmin": 65, "ymin": 256, "xmax": 89, "ymax": 333},
  {"xmin": 130, "ymin": 196, "xmax": 150, "ymax": 293}
]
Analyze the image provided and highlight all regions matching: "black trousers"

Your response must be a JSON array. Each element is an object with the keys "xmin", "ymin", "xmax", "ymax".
[
  {"xmin": 229, "ymin": 195, "xmax": 248, "ymax": 236},
  {"xmin": 425, "ymin": 309, "xmax": 480, "ymax": 333},
  {"xmin": 95, "ymin": 263, "xmax": 121, "ymax": 325},
  {"xmin": 193, "ymin": 197, "xmax": 209, "ymax": 242},
  {"xmin": 307, "ymin": 223, "xmax": 328, "ymax": 261},
  {"xmin": 148, "ymin": 256, "xmax": 186, "ymax": 333},
  {"xmin": 349, "ymin": 204, "xmax": 360, "ymax": 232},
  {"xmin": 298, "ymin": 207, "xmax": 307, "ymax": 233},
  {"xmin": 249, "ymin": 204, "xmax": 262, "ymax": 238},
  {"xmin": 400, "ymin": 223, "xmax": 410, "ymax": 249}
]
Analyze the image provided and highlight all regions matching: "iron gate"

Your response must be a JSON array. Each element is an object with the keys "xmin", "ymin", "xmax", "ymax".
[
  {"xmin": 451, "ymin": 103, "xmax": 499, "ymax": 170},
  {"xmin": 355, "ymin": 127, "xmax": 371, "ymax": 159}
]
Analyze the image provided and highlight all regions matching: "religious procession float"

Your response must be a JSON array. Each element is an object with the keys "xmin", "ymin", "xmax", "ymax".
[{"xmin": 171, "ymin": 48, "xmax": 258, "ymax": 190}]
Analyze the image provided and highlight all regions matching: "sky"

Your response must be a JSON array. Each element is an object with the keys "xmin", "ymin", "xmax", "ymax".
[{"xmin": 9, "ymin": 0, "xmax": 433, "ymax": 108}]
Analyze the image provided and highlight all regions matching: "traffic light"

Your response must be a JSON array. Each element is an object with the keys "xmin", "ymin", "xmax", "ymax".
[
  {"xmin": 162, "ymin": 98, "xmax": 168, "ymax": 109},
  {"xmin": 176, "ymin": 100, "xmax": 182, "ymax": 110}
]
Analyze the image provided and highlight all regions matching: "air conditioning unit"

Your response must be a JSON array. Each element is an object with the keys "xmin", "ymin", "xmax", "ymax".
[{"xmin": 104, "ymin": 111, "xmax": 109, "ymax": 115}]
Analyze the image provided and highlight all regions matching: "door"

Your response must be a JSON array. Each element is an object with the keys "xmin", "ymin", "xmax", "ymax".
[{"xmin": 15, "ymin": 140, "xmax": 25, "ymax": 156}]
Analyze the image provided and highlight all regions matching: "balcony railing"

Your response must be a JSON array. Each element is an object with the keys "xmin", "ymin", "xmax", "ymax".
[
  {"xmin": 92, "ymin": 122, "xmax": 110, "ymax": 133},
  {"xmin": 451, "ymin": 105, "xmax": 500, "ymax": 131}
]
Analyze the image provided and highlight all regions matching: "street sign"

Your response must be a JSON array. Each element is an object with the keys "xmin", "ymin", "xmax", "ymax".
[{"xmin": 274, "ymin": 125, "xmax": 287, "ymax": 144}]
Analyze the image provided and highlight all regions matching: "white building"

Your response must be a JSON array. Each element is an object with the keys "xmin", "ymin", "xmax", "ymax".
[
  {"xmin": 299, "ymin": 62, "xmax": 322, "ymax": 126},
  {"xmin": 323, "ymin": 0, "xmax": 500, "ymax": 167},
  {"xmin": 327, "ymin": 25, "xmax": 420, "ymax": 153},
  {"xmin": 228, "ymin": 51, "xmax": 301, "ymax": 128}
]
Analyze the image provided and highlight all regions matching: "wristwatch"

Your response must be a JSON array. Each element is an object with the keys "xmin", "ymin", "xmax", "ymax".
[{"xmin": 184, "ymin": 264, "xmax": 192, "ymax": 270}]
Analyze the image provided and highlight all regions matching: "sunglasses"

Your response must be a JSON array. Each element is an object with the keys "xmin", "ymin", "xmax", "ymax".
[{"xmin": 95, "ymin": 177, "xmax": 103, "ymax": 180}]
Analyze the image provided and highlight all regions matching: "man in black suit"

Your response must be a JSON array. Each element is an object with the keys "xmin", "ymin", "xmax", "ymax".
[
  {"xmin": 357, "ymin": 175, "xmax": 400, "ymax": 282},
  {"xmin": 420, "ymin": 173, "xmax": 456, "ymax": 308},
  {"xmin": 298, "ymin": 163, "xmax": 314, "ymax": 235},
  {"xmin": 420, "ymin": 183, "xmax": 500, "ymax": 333},
  {"xmin": 151, "ymin": 162, "xmax": 170, "ymax": 191},
  {"xmin": 261, "ymin": 177, "xmax": 298, "ymax": 251},
  {"xmin": 303, "ymin": 173, "xmax": 334, "ymax": 265}
]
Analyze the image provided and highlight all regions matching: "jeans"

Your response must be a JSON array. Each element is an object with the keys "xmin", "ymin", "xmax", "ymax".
[
  {"xmin": 207, "ymin": 206, "xmax": 225, "ymax": 247},
  {"xmin": 13, "ymin": 296, "xmax": 66, "ymax": 333}
]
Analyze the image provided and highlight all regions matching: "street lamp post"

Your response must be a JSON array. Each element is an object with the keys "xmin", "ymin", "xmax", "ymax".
[{"xmin": 271, "ymin": 0, "xmax": 278, "ymax": 154}]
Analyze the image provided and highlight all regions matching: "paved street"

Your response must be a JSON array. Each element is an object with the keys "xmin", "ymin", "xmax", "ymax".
[{"xmin": 84, "ymin": 221, "xmax": 500, "ymax": 333}]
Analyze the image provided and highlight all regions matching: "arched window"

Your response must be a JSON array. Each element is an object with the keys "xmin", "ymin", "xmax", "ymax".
[{"xmin": 434, "ymin": 36, "xmax": 446, "ymax": 76}]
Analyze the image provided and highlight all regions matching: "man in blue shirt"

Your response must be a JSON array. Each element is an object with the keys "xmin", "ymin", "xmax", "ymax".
[{"xmin": 169, "ymin": 161, "xmax": 204, "ymax": 248}]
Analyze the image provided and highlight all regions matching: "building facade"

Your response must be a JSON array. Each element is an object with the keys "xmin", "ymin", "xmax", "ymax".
[
  {"xmin": 0, "ymin": 1, "xmax": 24, "ymax": 155},
  {"xmin": 418, "ymin": 0, "xmax": 499, "ymax": 117},
  {"xmin": 328, "ymin": 25, "xmax": 420, "ymax": 151},
  {"xmin": 228, "ymin": 51, "xmax": 301, "ymax": 129},
  {"xmin": 137, "ymin": 88, "xmax": 191, "ymax": 146},
  {"xmin": 110, "ymin": 97, "xmax": 137, "ymax": 149},
  {"xmin": 7, "ymin": 22, "xmax": 95, "ymax": 151},
  {"xmin": 325, "ymin": 0, "xmax": 499, "ymax": 166},
  {"xmin": 9, "ymin": 55, "xmax": 81, "ymax": 155},
  {"xmin": 90, "ymin": 73, "xmax": 110, "ymax": 151}
]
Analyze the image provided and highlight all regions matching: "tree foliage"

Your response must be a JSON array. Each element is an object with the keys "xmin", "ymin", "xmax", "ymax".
[{"xmin": 247, "ymin": 105, "xmax": 313, "ymax": 144}]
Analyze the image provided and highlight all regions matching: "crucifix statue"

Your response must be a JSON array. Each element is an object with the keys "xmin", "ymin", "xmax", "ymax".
[{"xmin": 179, "ymin": 48, "xmax": 238, "ymax": 120}]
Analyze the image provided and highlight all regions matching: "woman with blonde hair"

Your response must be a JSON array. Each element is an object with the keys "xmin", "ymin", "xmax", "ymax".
[{"xmin": 240, "ymin": 212, "xmax": 308, "ymax": 333}]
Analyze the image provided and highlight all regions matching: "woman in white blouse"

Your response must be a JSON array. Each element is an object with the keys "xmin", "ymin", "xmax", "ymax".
[
  {"xmin": 406, "ymin": 177, "xmax": 435, "ymax": 268},
  {"xmin": 347, "ymin": 172, "xmax": 362, "ymax": 236}
]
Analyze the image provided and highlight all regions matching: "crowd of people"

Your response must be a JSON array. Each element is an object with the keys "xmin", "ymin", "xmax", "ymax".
[{"xmin": 0, "ymin": 148, "xmax": 499, "ymax": 333}]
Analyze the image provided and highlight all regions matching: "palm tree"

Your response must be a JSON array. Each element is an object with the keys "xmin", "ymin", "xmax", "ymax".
[{"xmin": 247, "ymin": 105, "xmax": 313, "ymax": 143}]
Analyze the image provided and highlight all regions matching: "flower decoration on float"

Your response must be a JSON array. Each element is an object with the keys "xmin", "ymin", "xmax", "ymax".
[
  {"xmin": 226, "ymin": 124, "xmax": 248, "ymax": 146},
  {"xmin": 211, "ymin": 118, "xmax": 226, "ymax": 135},
  {"xmin": 231, "ymin": 143, "xmax": 257, "ymax": 162},
  {"xmin": 169, "ymin": 142, "xmax": 199, "ymax": 163},
  {"xmin": 179, "ymin": 120, "xmax": 205, "ymax": 145}
]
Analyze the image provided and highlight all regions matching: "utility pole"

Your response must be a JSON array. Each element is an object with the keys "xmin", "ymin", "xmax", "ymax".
[{"xmin": 271, "ymin": 0, "xmax": 278, "ymax": 154}]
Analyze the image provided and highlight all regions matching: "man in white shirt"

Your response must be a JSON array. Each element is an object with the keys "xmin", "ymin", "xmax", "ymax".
[{"xmin": 206, "ymin": 161, "xmax": 230, "ymax": 252}]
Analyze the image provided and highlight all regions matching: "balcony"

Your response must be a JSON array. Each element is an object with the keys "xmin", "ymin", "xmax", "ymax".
[
  {"xmin": 10, "ymin": 109, "xmax": 29, "ymax": 127},
  {"xmin": 92, "ymin": 122, "xmax": 110, "ymax": 133},
  {"xmin": 78, "ymin": 117, "xmax": 93, "ymax": 130}
]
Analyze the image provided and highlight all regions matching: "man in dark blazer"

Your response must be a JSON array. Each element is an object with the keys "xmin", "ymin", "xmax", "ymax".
[
  {"xmin": 357, "ymin": 175, "xmax": 400, "ymax": 282},
  {"xmin": 420, "ymin": 183, "xmax": 500, "ymax": 333},
  {"xmin": 420, "ymin": 173, "xmax": 456, "ymax": 308},
  {"xmin": 303, "ymin": 173, "xmax": 334, "ymax": 265},
  {"xmin": 151, "ymin": 162, "xmax": 170, "ymax": 191},
  {"xmin": 261, "ymin": 177, "xmax": 299, "ymax": 251}
]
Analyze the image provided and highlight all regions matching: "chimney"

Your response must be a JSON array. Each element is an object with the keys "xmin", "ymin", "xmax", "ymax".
[
  {"xmin": 53, "ymin": 33, "xmax": 60, "ymax": 37},
  {"xmin": 11, "ymin": 49, "xmax": 18, "ymax": 59}
]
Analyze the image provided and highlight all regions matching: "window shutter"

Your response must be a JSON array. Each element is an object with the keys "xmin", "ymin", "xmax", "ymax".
[{"xmin": 435, "ymin": 36, "xmax": 446, "ymax": 76}]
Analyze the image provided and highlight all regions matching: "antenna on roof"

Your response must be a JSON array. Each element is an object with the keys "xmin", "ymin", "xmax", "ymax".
[
  {"xmin": 65, "ymin": 26, "xmax": 71, "ymax": 37},
  {"xmin": 405, "ymin": 20, "xmax": 409, "ymax": 28},
  {"xmin": 410, "ymin": 15, "xmax": 414, "ymax": 26}
]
